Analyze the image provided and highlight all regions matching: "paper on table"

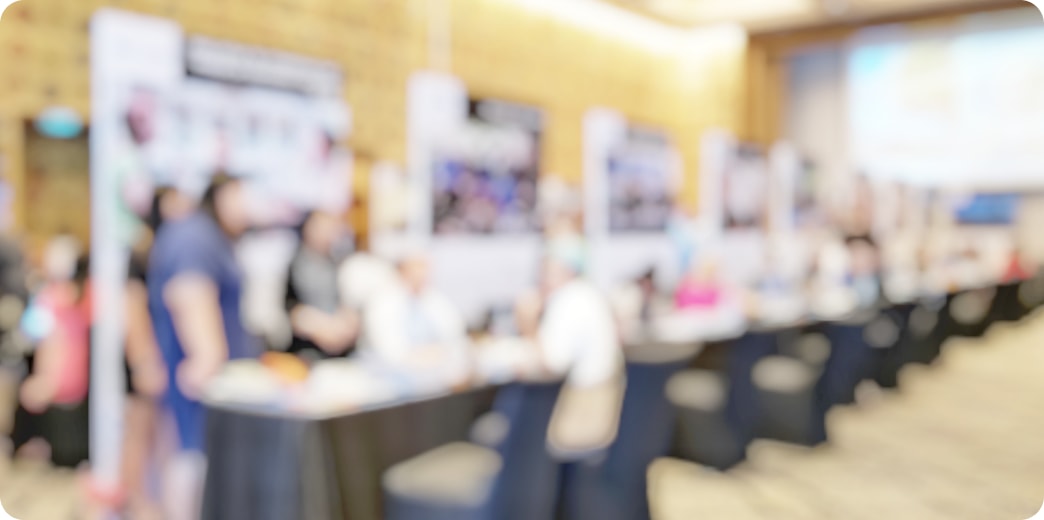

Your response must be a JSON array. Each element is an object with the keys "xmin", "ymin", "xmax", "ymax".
[
  {"xmin": 474, "ymin": 337, "xmax": 544, "ymax": 384},
  {"xmin": 305, "ymin": 359, "xmax": 401, "ymax": 411},
  {"xmin": 204, "ymin": 359, "xmax": 285, "ymax": 405}
]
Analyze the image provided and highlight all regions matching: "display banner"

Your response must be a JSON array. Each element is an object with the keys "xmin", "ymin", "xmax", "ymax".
[
  {"xmin": 91, "ymin": 8, "xmax": 350, "ymax": 491},
  {"xmin": 430, "ymin": 98, "xmax": 542, "ymax": 235},
  {"xmin": 402, "ymin": 72, "xmax": 541, "ymax": 324},
  {"xmin": 697, "ymin": 130, "xmax": 772, "ymax": 284},
  {"xmin": 584, "ymin": 108, "xmax": 680, "ymax": 290}
]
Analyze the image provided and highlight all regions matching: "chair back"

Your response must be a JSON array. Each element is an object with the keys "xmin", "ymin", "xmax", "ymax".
[
  {"xmin": 486, "ymin": 380, "xmax": 564, "ymax": 520},
  {"xmin": 560, "ymin": 346, "xmax": 696, "ymax": 520}
]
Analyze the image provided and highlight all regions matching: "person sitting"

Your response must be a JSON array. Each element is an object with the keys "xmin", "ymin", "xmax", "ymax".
[
  {"xmin": 608, "ymin": 268, "xmax": 659, "ymax": 343},
  {"xmin": 674, "ymin": 256, "xmax": 724, "ymax": 310},
  {"xmin": 515, "ymin": 241, "xmax": 624, "ymax": 454},
  {"xmin": 362, "ymin": 249, "xmax": 469, "ymax": 385},
  {"xmin": 284, "ymin": 211, "xmax": 359, "ymax": 362}
]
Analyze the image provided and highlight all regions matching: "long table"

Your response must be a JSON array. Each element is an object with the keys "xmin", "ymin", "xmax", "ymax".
[
  {"xmin": 202, "ymin": 386, "xmax": 497, "ymax": 520},
  {"xmin": 201, "ymin": 278, "xmax": 1035, "ymax": 519}
]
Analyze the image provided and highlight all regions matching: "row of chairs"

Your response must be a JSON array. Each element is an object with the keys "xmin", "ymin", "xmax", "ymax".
[{"xmin": 382, "ymin": 275, "xmax": 1044, "ymax": 520}]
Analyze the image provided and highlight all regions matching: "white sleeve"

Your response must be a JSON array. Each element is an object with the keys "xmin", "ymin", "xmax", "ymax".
[
  {"xmin": 537, "ymin": 295, "xmax": 577, "ymax": 378},
  {"xmin": 429, "ymin": 293, "xmax": 468, "ymax": 357},
  {"xmin": 569, "ymin": 291, "xmax": 622, "ymax": 388},
  {"xmin": 364, "ymin": 293, "xmax": 412, "ymax": 364}
]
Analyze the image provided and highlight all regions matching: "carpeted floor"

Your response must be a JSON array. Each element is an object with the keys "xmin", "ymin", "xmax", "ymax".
[{"xmin": 650, "ymin": 313, "xmax": 1044, "ymax": 519}]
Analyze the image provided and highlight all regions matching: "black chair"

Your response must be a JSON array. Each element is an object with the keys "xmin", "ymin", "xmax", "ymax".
[
  {"xmin": 1017, "ymin": 272, "xmax": 1044, "ymax": 315},
  {"xmin": 383, "ymin": 381, "xmax": 563, "ymax": 520},
  {"xmin": 817, "ymin": 315, "xmax": 875, "ymax": 408},
  {"xmin": 755, "ymin": 330, "xmax": 832, "ymax": 445},
  {"xmin": 669, "ymin": 369, "xmax": 742, "ymax": 470},
  {"xmin": 558, "ymin": 345, "xmax": 697, "ymax": 520},
  {"xmin": 752, "ymin": 355, "xmax": 824, "ymax": 445},
  {"xmin": 861, "ymin": 308, "xmax": 904, "ymax": 386},
  {"xmin": 947, "ymin": 288, "xmax": 996, "ymax": 338},
  {"xmin": 671, "ymin": 331, "xmax": 776, "ymax": 469},
  {"xmin": 873, "ymin": 304, "xmax": 915, "ymax": 388},
  {"xmin": 991, "ymin": 282, "xmax": 1024, "ymax": 323}
]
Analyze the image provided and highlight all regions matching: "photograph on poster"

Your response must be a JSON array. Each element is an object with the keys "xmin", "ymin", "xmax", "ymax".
[
  {"xmin": 723, "ymin": 142, "xmax": 769, "ymax": 230},
  {"xmin": 431, "ymin": 98, "xmax": 542, "ymax": 235},
  {"xmin": 111, "ymin": 80, "xmax": 350, "ymax": 228},
  {"xmin": 607, "ymin": 126, "xmax": 674, "ymax": 233}
]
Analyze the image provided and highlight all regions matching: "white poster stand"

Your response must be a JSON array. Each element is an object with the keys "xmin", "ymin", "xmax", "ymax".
[
  {"xmin": 90, "ymin": 8, "xmax": 183, "ymax": 493},
  {"xmin": 401, "ymin": 72, "xmax": 541, "ymax": 324},
  {"xmin": 583, "ymin": 108, "xmax": 680, "ymax": 291},
  {"xmin": 698, "ymin": 129, "xmax": 765, "ymax": 284},
  {"xmin": 91, "ymin": 9, "xmax": 350, "ymax": 495}
]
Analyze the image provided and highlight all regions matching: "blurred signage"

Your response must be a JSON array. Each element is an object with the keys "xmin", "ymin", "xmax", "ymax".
[
  {"xmin": 186, "ymin": 36, "xmax": 343, "ymax": 96},
  {"xmin": 848, "ymin": 10, "xmax": 1044, "ymax": 187}
]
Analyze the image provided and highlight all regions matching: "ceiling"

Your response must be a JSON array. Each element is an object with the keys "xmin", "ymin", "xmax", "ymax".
[{"xmin": 602, "ymin": 0, "xmax": 1030, "ymax": 33}]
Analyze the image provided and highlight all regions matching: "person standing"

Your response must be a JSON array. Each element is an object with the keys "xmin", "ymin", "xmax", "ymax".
[{"xmin": 147, "ymin": 174, "xmax": 260, "ymax": 520}]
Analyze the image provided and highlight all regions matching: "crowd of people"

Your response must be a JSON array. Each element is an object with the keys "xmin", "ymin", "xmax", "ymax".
[{"xmin": 0, "ymin": 163, "xmax": 1032, "ymax": 520}]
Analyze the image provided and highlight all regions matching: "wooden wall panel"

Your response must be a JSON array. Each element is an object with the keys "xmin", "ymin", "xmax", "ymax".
[{"xmin": 0, "ymin": 0, "xmax": 747, "ymax": 247}]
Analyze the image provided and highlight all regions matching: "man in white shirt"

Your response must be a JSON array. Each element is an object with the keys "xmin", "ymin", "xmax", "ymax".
[
  {"xmin": 363, "ymin": 251, "xmax": 470, "ymax": 385},
  {"xmin": 517, "ymin": 242, "xmax": 624, "ymax": 454},
  {"xmin": 535, "ymin": 254, "xmax": 622, "ymax": 388}
]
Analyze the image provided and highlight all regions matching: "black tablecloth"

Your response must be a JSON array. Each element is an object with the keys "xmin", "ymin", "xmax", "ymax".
[{"xmin": 202, "ymin": 387, "xmax": 498, "ymax": 520}]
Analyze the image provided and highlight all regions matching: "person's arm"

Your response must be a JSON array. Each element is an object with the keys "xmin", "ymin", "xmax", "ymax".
[
  {"xmin": 514, "ymin": 290, "xmax": 543, "ymax": 339},
  {"xmin": 125, "ymin": 279, "xmax": 166, "ymax": 397},
  {"xmin": 21, "ymin": 331, "xmax": 61, "ymax": 413},
  {"xmin": 535, "ymin": 294, "xmax": 576, "ymax": 379},
  {"xmin": 287, "ymin": 258, "xmax": 358, "ymax": 355},
  {"xmin": 293, "ymin": 306, "xmax": 359, "ymax": 355},
  {"xmin": 163, "ymin": 273, "xmax": 227, "ymax": 400}
]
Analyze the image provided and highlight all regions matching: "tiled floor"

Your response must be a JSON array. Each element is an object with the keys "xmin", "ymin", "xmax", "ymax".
[
  {"xmin": 650, "ymin": 313, "xmax": 1044, "ymax": 519},
  {"xmin": 3, "ymin": 313, "xmax": 1044, "ymax": 519}
]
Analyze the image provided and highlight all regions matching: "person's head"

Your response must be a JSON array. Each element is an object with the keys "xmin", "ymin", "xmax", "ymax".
[
  {"xmin": 42, "ymin": 235, "xmax": 81, "ymax": 283},
  {"xmin": 398, "ymin": 253, "xmax": 431, "ymax": 295},
  {"xmin": 147, "ymin": 186, "xmax": 195, "ymax": 232},
  {"xmin": 201, "ymin": 174, "xmax": 250, "ymax": 238},
  {"xmin": 125, "ymin": 89, "xmax": 156, "ymax": 145},
  {"xmin": 541, "ymin": 236, "xmax": 584, "ymax": 294},
  {"xmin": 846, "ymin": 236, "xmax": 878, "ymax": 276},
  {"xmin": 299, "ymin": 211, "xmax": 342, "ymax": 255}
]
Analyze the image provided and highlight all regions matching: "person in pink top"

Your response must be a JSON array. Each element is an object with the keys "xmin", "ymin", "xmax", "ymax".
[
  {"xmin": 674, "ymin": 256, "xmax": 723, "ymax": 310},
  {"xmin": 15, "ymin": 255, "xmax": 91, "ymax": 467}
]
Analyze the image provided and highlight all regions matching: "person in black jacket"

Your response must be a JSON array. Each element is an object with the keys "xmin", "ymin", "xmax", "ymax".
[{"xmin": 284, "ymin": 211, "xmax": 359, "ymax": 362}]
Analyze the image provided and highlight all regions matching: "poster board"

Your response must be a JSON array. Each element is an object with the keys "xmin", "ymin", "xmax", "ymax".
[
  {"xmin": 90, "ymin": 8, "xmax": 350, "ymax": 489},
  {"xmin": 584, "ymin": 108, "xmax": 680, "ymax": 290},
  {"xmin": 400, "ymin": 72, "xmax": 542, "ymax": 324}
]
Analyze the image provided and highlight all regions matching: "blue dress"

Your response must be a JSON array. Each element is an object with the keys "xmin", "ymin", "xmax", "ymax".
[{"xmin": 148, "ymin": 212, "xmax": 259, "ymax": 452}]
